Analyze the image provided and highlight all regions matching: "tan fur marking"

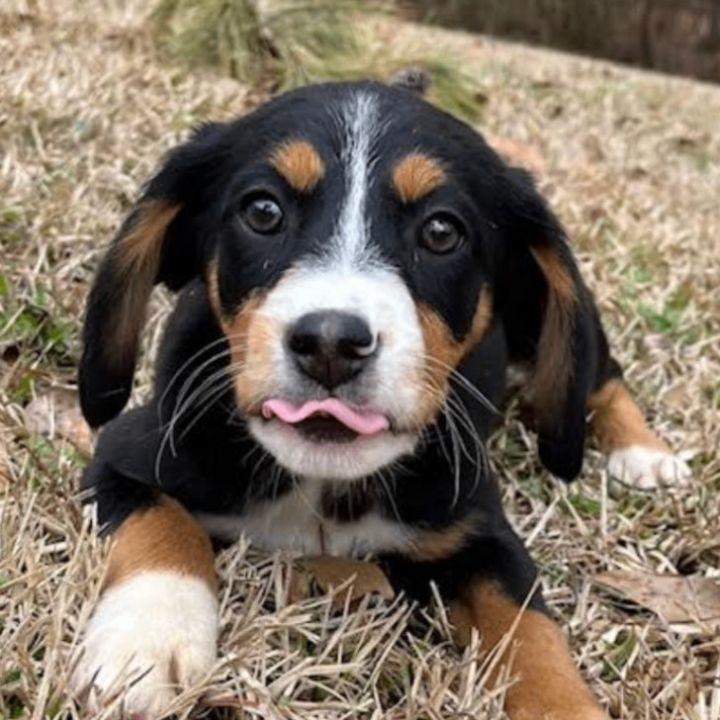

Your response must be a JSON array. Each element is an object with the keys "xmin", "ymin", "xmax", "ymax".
[
  {"xmin": 206, "ymin": 263, "xmax": 275, "ymax": 415},
  {"xmin": 529, "ymin": 245, "xmax": 575, "ymax": 304},
  {"xmin": 223, "ymin": 294, "xmax": 271, "ymax": 413},
  {"xmin": 527, "ymin": 245, "xmax": 577, "ymax": 426},
  {"xmin": 104, "ymin": 497, "xmax": 216, "ymax": 592},
  {"xmin": 271, "ymin": 140, "xmax": 325, "ymax": 192},
  {"xmin": 106, "ymin": 200, "xmax": 180, "ymax": 369},
  {"xmin": 449, "ymin": 580, "xmax": 605, "ymax": 720},
  {"xmin": 588, "ymin": 379, "xmax": 669, "ymax": 452},
  {"xmin": 205, "ymin": 260, "xmax": 223, "ymax": 318},
  {"xmin": 392, "ymin": 153, "xmax": 446, "ymax": 203},
  {"xmin": 409, "ymin": 515, "xmax": 479, "ymax": 561},
  {"xmin": 414, "ymin": 289, "xmax": 493, "ymax": 426}
]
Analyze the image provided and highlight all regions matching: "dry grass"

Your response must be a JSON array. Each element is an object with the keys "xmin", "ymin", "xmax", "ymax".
[{"xmin": 1, "ymin": 2, "xmax": 719, "ymax": 718}]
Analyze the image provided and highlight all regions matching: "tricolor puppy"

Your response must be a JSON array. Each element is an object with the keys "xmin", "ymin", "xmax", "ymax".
[{"xmin": 74, "ymin": 82, "xmax": 689, "ymax": 718}]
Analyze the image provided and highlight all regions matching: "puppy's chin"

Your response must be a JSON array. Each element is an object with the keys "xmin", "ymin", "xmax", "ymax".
[{"xmin": 247, "ymin": 417, "xmax": 418, "ymax": 481}]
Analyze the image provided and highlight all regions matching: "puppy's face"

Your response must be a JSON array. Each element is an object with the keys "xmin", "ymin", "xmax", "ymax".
[
  {"xmin": 209, "ymin": 90, "xmax": 500, "ymax": 480},
  {"xmin": 81, "ymin": 82, "xmax": 592, "ymax": 483}
]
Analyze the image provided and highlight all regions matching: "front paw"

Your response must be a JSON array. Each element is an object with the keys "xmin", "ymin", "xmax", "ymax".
[
  {"xmin": 72, "ymin": 570, "xmax": 218, "ymax": 718},
  {"xmin": 607, "ymin": 445, "xmax": 692, "ymax": 490}
]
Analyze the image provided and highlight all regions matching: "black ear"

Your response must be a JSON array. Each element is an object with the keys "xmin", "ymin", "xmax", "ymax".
[
  {"xmin": 79, "ymin": 123, "xmax": 227, "ymax": 428},
  {"xmin": 497, "ymin": 168, "xmax": 599, "ymax": 481}
]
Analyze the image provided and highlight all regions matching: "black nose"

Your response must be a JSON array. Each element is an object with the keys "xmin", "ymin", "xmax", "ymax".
[{"xmin": 287, "ymin": 311, "xmax": 377, "ymax": 389}]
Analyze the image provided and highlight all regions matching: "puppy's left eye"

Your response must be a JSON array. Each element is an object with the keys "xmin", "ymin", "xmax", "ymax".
[
  {"xmin": 419, "ymin": 214, "xmax": 465, "ymax": 254},
  {"xmin": 240, "ymin": 194, "xmax": 284, "ymax": 234}
]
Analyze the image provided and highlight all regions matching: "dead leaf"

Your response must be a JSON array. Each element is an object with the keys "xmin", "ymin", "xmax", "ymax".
[
  {"xmin": 595, "ymin": 571, "xmax": 720, "ymax": 624},
  {"xmin": 486, "ymin": 133, "xmax": 546, "ymax": 176},
  {"xmin": 289, "ymin": 555, "xmax": 395, "ymax": 608},
  {"xmin": 24, "ymin": 388, "xmax": 94, "ymax": 458}
]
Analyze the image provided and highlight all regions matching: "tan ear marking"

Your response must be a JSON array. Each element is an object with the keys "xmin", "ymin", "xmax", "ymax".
[
  {"xmin": 528, "ymin": 245, "xmax": 577, "ymax": 425},
  {"xmin": 529, "ymin": 245, "xmax": 576, "ymax": 304},
  {"xmin": 115, "ymin": 200, "xmax": 179, "ymax": 276},
  {"xmin": 271, "ymin": 140, "xmax": 325, "ymax": 192},
  {"xmin": 105, "ymin": 200, "xmax": 180, "ymax": 369},
  {"xmin": 392, "ymin": 153, "xmax": 446, "ymax": 203}
]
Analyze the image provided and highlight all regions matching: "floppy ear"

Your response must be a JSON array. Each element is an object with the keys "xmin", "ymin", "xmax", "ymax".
[
  {"xmin": 79, "ymin": 123, "xmax": 226, "ymax": 428},
  {"xmin": 497, "ymin": 168, "xmax": 599, "ymax": 481}
]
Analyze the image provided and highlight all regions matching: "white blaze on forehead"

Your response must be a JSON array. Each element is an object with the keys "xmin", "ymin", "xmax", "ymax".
[{"xmin": 329, "ymin": 91, "xmax": 380, "ymax": 269}]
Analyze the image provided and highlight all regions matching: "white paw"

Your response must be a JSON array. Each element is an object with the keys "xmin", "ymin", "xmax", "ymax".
[
  {"xmin": 72, "ymin": 571, "xmax": 218, "ymax": 718},
  {"xmin": 607, "ymin": 446, "xmax": 692, "ymax": 490}
]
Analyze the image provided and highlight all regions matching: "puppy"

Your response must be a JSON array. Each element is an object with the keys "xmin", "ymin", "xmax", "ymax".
[{"xmin": 73, "ymin": 81, "xmax": 689, "ymax": 718}]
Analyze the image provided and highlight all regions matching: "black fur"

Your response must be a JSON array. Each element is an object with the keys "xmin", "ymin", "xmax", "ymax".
[{"xmin": 80, "ymin": 81, "xmax": 622, "ymax": 614}]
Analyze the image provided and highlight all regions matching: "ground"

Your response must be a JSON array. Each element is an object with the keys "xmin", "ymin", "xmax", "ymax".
[{"xmin": 1, "ymin": 2, "xmax": 719, "ymax": 719}]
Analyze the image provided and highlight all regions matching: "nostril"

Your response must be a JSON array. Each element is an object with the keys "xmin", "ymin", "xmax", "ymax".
[
  {"xmin": 346, "ymin": 334, "xmax": 378, "ymax": 358},
  {"xmin": 288, "ymin": 329, "xmax": 318, "ymax": 356},
  {"xmin": 335, "ymin": 315, "xmax": 376, "ymax": 359}
]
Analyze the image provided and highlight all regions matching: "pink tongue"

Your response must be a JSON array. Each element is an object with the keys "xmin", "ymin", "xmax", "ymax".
[{"xmin": 262, "ymin": 398, "xmax": 389, "ymax": 436}]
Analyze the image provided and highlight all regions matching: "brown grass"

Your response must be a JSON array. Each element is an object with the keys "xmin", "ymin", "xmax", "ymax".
[{"xmin": 1, "ymin": 2, "xmax": 719, "ymax": 719}]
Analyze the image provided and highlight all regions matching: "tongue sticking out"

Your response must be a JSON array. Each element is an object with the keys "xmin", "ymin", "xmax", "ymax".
[{"xmin": 262, "ymin": 398, "xmax": 389, "ymax": 436}]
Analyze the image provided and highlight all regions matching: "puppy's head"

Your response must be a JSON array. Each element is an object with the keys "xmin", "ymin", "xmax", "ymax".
[{"xmin": 80, "ymin": 82, "xmax": 595, "ymax": 482}]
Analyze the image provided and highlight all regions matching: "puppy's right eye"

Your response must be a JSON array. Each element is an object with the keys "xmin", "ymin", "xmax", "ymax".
[
  {"xmin": 419, "ymin": 213, "xmax": 465, "ymax": 255},
  {"xmin": 239, "ymin": 193, "xmax": 284, "ymax": 235}
]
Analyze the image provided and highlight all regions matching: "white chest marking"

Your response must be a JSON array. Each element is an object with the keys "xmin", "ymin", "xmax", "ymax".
[{"xmin": 195, "ymin": 482, "xmax": 411, "ymax": 557}]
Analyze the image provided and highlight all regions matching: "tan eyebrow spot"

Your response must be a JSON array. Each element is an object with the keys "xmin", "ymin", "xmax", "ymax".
[
  {"xmin": 392, "ymin": 153, "xmax": 446, "ymax": 203},
  {"xmin": 270, "ymin": 140, "xmax": 325, "ymax": 192}
]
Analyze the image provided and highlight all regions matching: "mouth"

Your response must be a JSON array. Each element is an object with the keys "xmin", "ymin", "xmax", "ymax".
[
  {"xmin": 251, "ymin": 397, "xmax": 415, "ymax": 480},
  {"xmin": 261, "ymin": 398, "xmax": 390, "ymax": 444}
]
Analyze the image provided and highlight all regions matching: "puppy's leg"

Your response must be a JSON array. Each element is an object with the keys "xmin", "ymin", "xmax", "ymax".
[
  {"xmin": 387, "ymin": 523, "xmax": 606, "ymax": 720},
  {"xmin": 588, "ymin": 378, "xmax": 691, "ymax": 489},
  {"xmin": 73, "ymin": 496, "xmax": 218, "ymax": 717},
  {"xmin": 450, "ymin": 579, "xmax": 605, "ymax": 720}
]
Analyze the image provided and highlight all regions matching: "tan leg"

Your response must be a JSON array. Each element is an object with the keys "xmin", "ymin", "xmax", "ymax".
[
  {"xmin": 73, "ymin": 497, "xmax": 218, "ymax": 717},
  {"xmin": 450, "ymin": 580, "xmax": 606, "ymax": 720},
  {"xmin": 588, "ymin": 379, "xmax": 690, "ymax": 489}
]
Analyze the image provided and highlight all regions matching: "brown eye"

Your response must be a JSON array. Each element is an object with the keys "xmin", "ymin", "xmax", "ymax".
[
  {"xmin": 240, "ymin": 194, "xmax": 284, "ymax": 234},
  {"xmin": 419, "ymin": 214, "xmax": 465, "ymax": 254}
]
